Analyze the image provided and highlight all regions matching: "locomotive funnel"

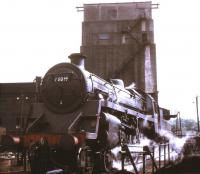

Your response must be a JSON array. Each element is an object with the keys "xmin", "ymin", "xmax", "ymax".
[{"xmin": 68, "ymin": 53, "xmax": 86, "ymax": 69}]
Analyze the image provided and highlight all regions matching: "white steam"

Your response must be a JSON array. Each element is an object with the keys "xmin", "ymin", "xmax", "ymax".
[
  {"xmin": 158, "ymin": 130, "xmax": 190, "ymax": 161},
  {"xmin": 110, "ymin": 132, "xmax": 191, "ymax": 173}
]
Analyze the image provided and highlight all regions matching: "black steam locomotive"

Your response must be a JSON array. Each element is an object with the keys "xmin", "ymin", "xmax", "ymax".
[{"xmin": 23, "ymin": 53, "xmax": 173, "ymax": 174}]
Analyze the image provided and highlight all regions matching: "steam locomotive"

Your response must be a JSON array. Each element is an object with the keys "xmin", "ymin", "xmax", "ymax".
[{"xmin": 21, "ymin": 53, "xmax": 173, "ymax": 174}]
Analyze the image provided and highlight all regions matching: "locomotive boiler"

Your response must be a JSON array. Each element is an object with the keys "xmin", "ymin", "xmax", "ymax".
[{"xmin": 24, "ymin": 53, "xmax": 172, "ymax": 174}]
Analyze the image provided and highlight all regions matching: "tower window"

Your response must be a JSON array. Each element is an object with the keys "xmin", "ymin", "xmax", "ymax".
[{"xmin": 98, "ymin": 33, "xmax": 110, "ymax": 40}]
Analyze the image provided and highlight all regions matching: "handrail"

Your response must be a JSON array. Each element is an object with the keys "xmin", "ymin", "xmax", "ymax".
[{"xmin": 122, "ymin": 142, "xmax": 172, "ymax": 174}]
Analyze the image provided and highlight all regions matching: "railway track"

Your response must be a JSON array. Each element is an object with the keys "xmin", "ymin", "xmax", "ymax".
[{"xmin": 155, "ymin": 156, "xmax": 200, "ymax": 174}]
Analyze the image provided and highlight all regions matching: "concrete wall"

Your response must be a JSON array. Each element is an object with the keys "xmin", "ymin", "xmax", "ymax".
[
  {"xmin": 81, "ymin": 2, "xmax": 157, "ymax": 95},
  {"xmin": 84, "ymin": 2, "xmax": 152, "ymax": 21}
]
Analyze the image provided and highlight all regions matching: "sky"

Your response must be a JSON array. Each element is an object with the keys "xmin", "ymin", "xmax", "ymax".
[{"xmin": 0, "ymin": 0, "xmax": 200, "ymax": 120}]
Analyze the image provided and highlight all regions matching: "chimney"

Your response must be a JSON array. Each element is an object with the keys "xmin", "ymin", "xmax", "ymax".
[{"xmin": 68, "ymin": 53, "xmax": 86, "ymax": 69}]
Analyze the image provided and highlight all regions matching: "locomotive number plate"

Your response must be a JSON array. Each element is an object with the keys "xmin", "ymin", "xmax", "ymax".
[{"xmin": 54, "ymin": 76, "xmax": 69, "ymax": 82}]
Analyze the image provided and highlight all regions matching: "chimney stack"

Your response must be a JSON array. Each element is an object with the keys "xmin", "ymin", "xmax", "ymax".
[{"xmin": 68, "ymin": 53, "xmax": 86, "ymax": 69}]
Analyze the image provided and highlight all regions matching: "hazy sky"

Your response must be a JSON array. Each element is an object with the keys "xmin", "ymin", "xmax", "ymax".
[{"xmin": 0, "ymin": 0, "xmax": 200, "ymax": 120}]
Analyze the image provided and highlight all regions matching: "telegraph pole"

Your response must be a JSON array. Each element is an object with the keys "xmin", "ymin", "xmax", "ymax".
[
  {"xmin": 176, "ymin": 112, "xmax": 182, "ymax": 137},
  {"xmin": 196, "ymin": 96, "xmax": 200, "ymax": 132}
]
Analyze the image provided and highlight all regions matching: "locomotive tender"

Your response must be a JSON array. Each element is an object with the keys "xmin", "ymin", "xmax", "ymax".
[{"xmin": 23, "ymin": 53, "xmax": 172, "ymax": 173}]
